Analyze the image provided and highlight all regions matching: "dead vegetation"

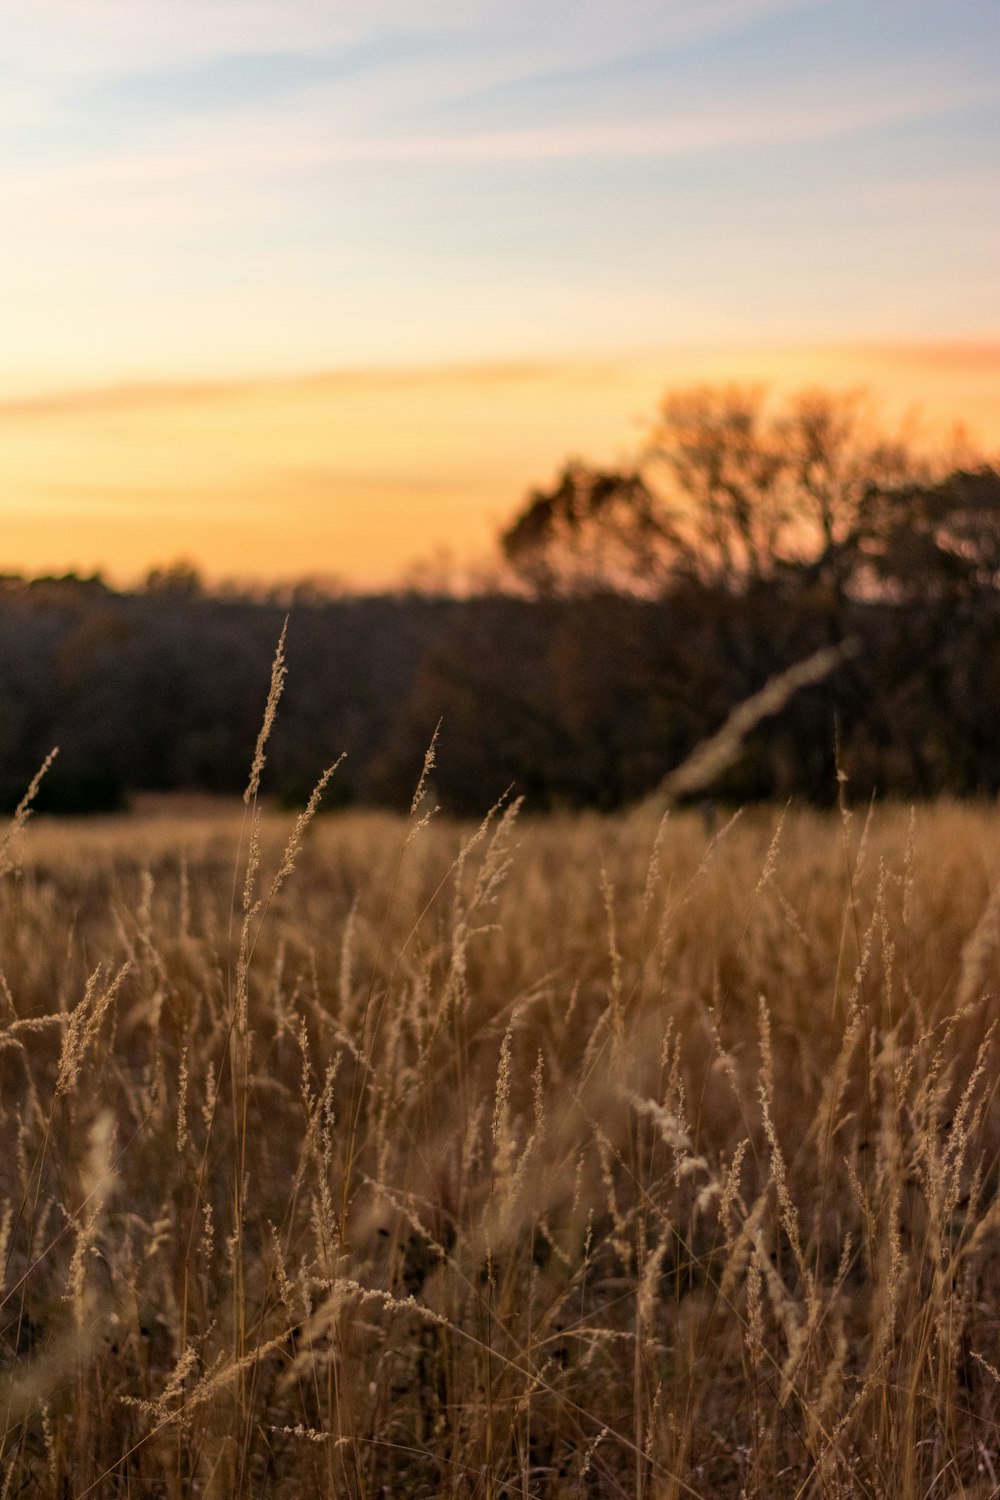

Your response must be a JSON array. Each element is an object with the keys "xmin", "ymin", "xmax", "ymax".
[{"xmin": 2, "ymin": 689, "xmax": 1000, "ymax": 1496}]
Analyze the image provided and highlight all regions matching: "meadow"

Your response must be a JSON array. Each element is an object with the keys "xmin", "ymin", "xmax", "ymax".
[{"xmin": 2, "ymin": 702, "xmax": 1000, "ymax": 1496}]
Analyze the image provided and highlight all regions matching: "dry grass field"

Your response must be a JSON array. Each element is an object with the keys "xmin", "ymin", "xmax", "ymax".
[{"xmin": 3, "ymin": 700, "xmax": 1000, "ymax": 1496}]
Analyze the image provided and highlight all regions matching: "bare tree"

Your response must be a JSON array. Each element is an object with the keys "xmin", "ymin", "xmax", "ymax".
[
  {"xmin": 501, "ymin": 384, "xmax": 991, "ymax": 599},
  {"xmin": 644, "ymin": 385, "xmax": 791, "ymax": 587}
]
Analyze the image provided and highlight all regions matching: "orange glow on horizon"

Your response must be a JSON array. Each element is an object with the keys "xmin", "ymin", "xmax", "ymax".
[{"xmin": 1, "ymin": 343, "xmax": 998, "ymax": 589}]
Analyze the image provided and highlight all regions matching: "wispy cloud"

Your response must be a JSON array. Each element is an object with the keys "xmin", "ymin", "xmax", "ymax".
[
  {"xmin": 2, "ymin": 0, "xmax": 997, "ymax": 383},
  {"xmin": 7, "ymin": 0, "xmax": 817, "ymax": 81},
  {"xmin": 4, "ymin": 0, "xmax": 829, "ymax": 168},
  {"xmin": 3, "ymin": 343, "xmax": 997, "ymax": 424},
  {"xmin": 3, "ymin": 71, "xmax": 990, "ymax": 224},
  {"xmin": 0, "ymin": 379, "xmax": 247, "ymax": 422},
  {"xmin": 262, "ymin": 80, "xmax": 994, "ymax": 164},
  {"xmin": 0, "ymin": 358, "xmax": 631, "ymax": 422}
]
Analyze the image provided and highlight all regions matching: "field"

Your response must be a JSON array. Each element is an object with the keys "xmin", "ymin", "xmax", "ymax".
[{"xmin": 3, "ymin": 761, "xmax": 1000, "ymax": 1497}]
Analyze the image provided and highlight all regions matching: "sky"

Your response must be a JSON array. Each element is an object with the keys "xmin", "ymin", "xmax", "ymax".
[{"xmin": 2, "ymin": 0, "xmax": 998, "ymax": 586}]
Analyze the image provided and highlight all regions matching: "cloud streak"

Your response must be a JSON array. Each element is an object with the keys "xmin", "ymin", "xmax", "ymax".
[
  {"xmin": 0, "ymin": 360, "xmax": 602, "ymax": 421},
  {"xmin": 4, "ymin": 73, "xmax": 991, "ymax": 224},
  {"xmin": 3, "ymin": 343, "xmax": 998, "ymax": 421},
  {"xmin": 7, "ymin": 0, "xmax": 819, "ymax": 81},
  {"xmin": 2, "ymin": 0, "xmax": 997, "ymax": 385}
]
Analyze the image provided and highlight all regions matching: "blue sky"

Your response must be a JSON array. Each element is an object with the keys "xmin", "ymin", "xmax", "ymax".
[{"xmin": 3, "ymin": 0, "xmax": 998, "ymax": 384}]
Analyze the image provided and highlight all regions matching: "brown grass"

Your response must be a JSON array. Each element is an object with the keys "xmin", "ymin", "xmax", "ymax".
[{"xmin": 2, "ymin": 745, "xmax": 1000, "ymax": 1495}]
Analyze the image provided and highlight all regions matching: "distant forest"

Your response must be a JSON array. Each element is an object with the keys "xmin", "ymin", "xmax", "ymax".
[{"xmin": 4, "ymin": 386, "xmax": 1000, "ymax": 814}]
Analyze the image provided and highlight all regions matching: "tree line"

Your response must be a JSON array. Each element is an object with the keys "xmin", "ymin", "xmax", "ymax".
[{"xmin": 1, "ymin": 384, "xmax": 998, "ymax": 815}]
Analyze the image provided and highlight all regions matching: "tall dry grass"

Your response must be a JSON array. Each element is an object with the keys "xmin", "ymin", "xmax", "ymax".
[{"xmin": 1, "ymin": 686, "xmax": 1000, "ymax": 1495}]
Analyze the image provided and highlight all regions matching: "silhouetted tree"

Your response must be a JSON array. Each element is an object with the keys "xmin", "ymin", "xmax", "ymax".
[
  {"xmin": 500, "ymin": 462, "xmax": 675, "ymax": 595},
  {"xmin": 774, "ymin": 389, "xmax": 927, "ymax": 591},
  {"xmin": 853, "ymin": 466, "xmax": 1000, "ymax": 601},
  {"xmin": 144, "ymin": 560, "xmax": 204, "ymax": 597},
  {"xmin": 501, "ymin": 385, "xmax": 975, "ymax": 599},
  {"xmin": 645, "ymin": 385, "xmax": 791, "ymax": 587}
]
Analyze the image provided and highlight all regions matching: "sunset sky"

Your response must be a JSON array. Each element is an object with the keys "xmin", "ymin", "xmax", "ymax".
[{"xmin": 3, "ymin": 0, "xmax": 998, "ymax": 586}]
